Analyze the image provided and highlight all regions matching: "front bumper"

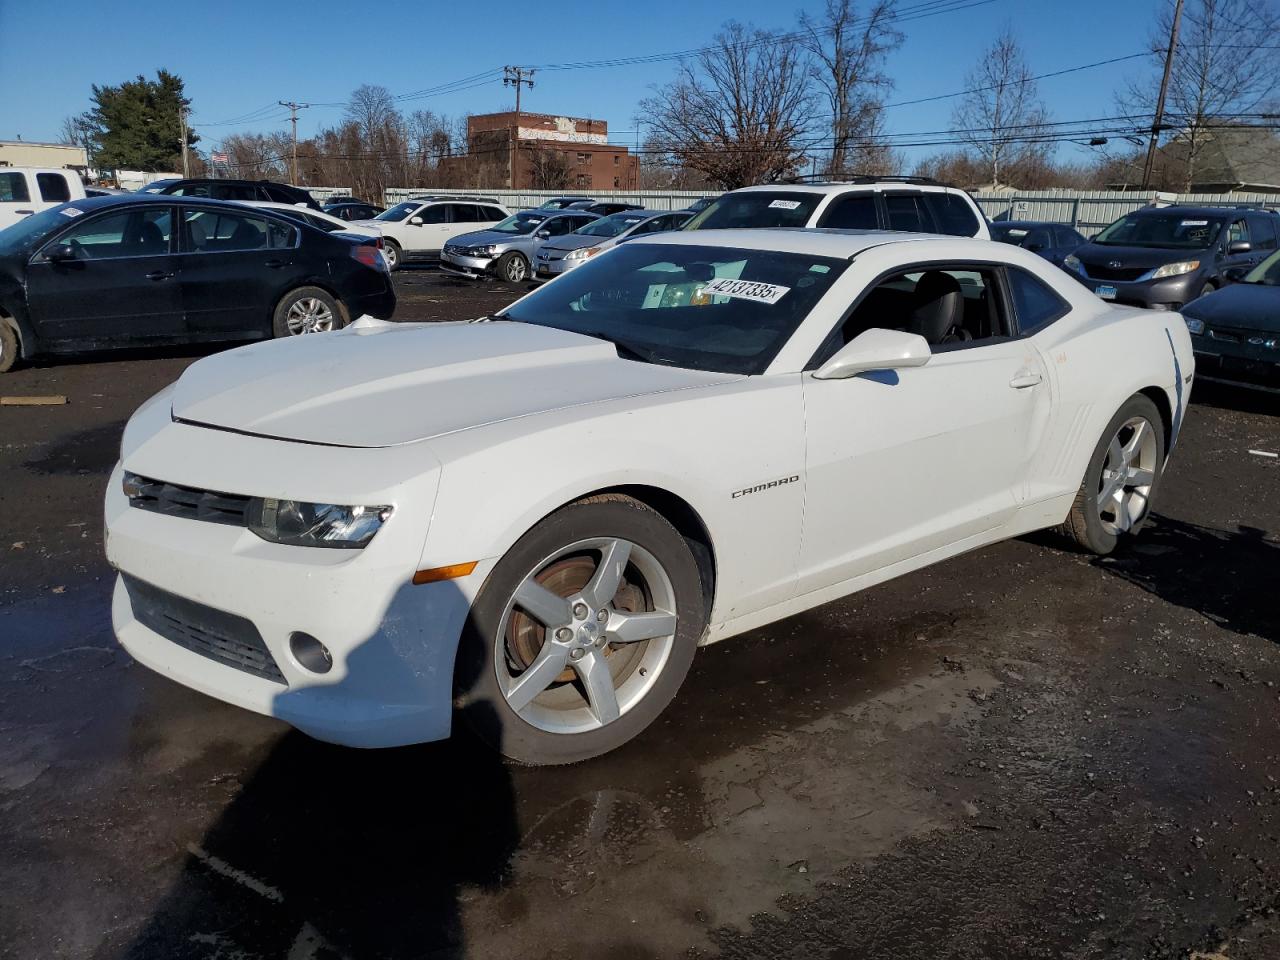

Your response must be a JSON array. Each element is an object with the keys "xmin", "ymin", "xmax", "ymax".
[
  {"xmin": 1075, "ymin": 270, "xmax": 1201, "ymax": 309},
  {"xmin": 104, "ymin": 412, "xmax": 487, "ymax": 748},
  {"xmin": 440, "ymin": 250, "xmax": 497, "ymax": 280},
  {"xmin": 533, "ymin": 251, "xmax": 580, "ymax": 281},
  {"xmin": 1191, "ymin": 331, "xmax": 1280, "ymax": 392}
]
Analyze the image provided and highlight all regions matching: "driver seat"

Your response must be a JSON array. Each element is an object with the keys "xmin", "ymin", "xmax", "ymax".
[{"xmin": 905, "ymin": 271, "xmax": 968, "ymax": 345}]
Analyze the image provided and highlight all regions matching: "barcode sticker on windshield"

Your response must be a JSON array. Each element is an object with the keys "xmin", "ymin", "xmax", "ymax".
[
  {"xmin": 768, "ymin": 200, "xmax": 802, "ymax": 210},
  {"xmin": 60, "ymin": 207, "xmax": 83, "ymax": 218},
  {"xmin": 702, "ymin": 277, "xmax": 791, "ymax": 304},
  {"xmin": 1181, "ymin": 219, "xmax": 1209, "ymax": 226}
]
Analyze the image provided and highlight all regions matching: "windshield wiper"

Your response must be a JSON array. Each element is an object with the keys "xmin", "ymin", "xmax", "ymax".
[{"xmin": 576, "ymin": 329, "xmax": 676, "ymax": 365}]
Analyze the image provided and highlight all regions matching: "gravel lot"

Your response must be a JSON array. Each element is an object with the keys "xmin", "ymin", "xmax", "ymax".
[{"xmin": 1, "ymin": 268, "xmax": 1278, "ymax": 960}]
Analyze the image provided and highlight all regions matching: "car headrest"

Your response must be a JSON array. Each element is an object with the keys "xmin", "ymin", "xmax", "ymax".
[{"xmin": 907, "ymin": 271, "xmax": 963, "ymax": 344}]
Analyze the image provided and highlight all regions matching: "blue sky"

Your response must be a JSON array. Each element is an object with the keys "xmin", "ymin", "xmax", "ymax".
[{"xmin": 0, "ymin": 0, "xmax": 1162, "ymax": 166}]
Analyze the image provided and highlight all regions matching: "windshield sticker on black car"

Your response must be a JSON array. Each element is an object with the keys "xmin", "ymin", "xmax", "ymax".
[
  {"xmin": 768, "ymin": 199, "xmax": 802, "ymax": 210},
  {"xmin": 60, "ymin": 207, "xmax": 83, "ymax": 218},
  {"xmin": 1181, "ymin": 219, "xmax": 1208, "ymax": 226},
  {"xmin": 702, "ymin": 278, "xmax": 791, "ymax": 305}
]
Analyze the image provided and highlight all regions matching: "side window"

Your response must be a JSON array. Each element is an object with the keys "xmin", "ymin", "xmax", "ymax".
[
  {"xmin": 37, "ymin": 173, "xmax": 72, "ymax": 203},
  {"xmin": 883, "ymin": 193, "xmax": 931, "ymax": 232},
  {"xmin": 1248, "ymin": 216, "xmax": 1277, "ymax": 250},
  {"xmin": 303, "ymin": 213, "xmax": 339, "ymax": 232},
  {"xmin": 482, "ymin": 206, "xmax": 506, "ymax": 221},
  {"xmin": 449, "ymin": 203, "xmax": 481, "ymax": 223},
  {"xmin": 0, "ymin": 172, "xmax": 30, "ymax": 202},
  {"xmin": 1007, "ymin": 268, "xmax": 1069, "ymax": 335},
  {"xmin": 1055, "ymin": 226, "xmax": 1082, "ymax": 248},
  {"xmin": 416, "ymin": 204, "xmax": 448, "ymax": 224},
  {"xmin": 922, "ymin": 192, "xmax": 980, "ymax": 237},
  {"xmin": 211, "ymin": 183, "xmax": 258, "ymax": 202},
  {"xmin": 183, "ymin": 210, "xmax": 282, "ymax": 252},
  {"xmin": 266, "ymin": 219, "xmax": 298, "ymax": 248},
  {"xmin": 1024, "ymin": 227, "xmax": 1052, "ymax": 251},
  {"xmin": 50, "ymin": 208, "xmax": 171, "ymax": 259},
  {"xmin": 818, "ymin": 194, "xmax": 878, "ymax": 230},
  {"xmin": 1228, "ymin": 219, "xmax": 1249, "ymax": 245}
]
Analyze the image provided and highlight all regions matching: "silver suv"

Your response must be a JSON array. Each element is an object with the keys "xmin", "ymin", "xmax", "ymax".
[
  {"xmin": 441, "ymin": 209, "xmax": 600, "ymax": 282},
  {"xmin": 685, "ymin": 178, "xmax": 991, "ymax": 240}
]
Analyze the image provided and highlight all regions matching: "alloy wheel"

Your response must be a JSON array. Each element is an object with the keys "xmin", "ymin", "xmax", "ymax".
[
  {"xmin": 505, "ymin": 256, "xmax": 527, "ymax": 282},
  {"xmin": 496, "ymin": 537, "xmax": 678, "ymax": 734},
  {"xmin": 285, "ymin": 297, "xmax": 335, "ymax": 335},
  {"xmin": 1095, "ymin": 416, "xmax": 1158, "ymax": 535}
]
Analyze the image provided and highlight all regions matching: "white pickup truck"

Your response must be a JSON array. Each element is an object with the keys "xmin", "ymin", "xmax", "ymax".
[{"xmin": 0, "ymin": 168, "xmax": 87, "ymax": 231}]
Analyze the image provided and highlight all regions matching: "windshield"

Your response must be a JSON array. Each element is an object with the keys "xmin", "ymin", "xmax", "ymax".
[
  {"xmin": 537, "ymin": 198, "xmax": 583, "ymax": 210},
  {"xmin": 500, "ymin": 243, "xmax": 847, "ymax": 375},
  {"xmin": 991, "ymin": 225, "xmax": 1030, "ymax": 242},
  {"xmin": 490, "ymin": 211, "xmax": 548, "ymax": 234},
  {"xmin": 1244, "ymin": 249, "xmax": 1280, "ymax": 284},
  {"xmin": 1094, "ymin": 212, "xmax": 1225, "ymax": 249},
  {"xmin": 139, "ymin": 181, "xmax": 175, "ymax": 194},
  {"xmin": 685, "ymin": 191, "xmax": 822, "ymax": 230},
  {"xmin": 374, "ymin": 202, "xmax": 419, "ymax": 222},
  {"xmin": 0, "ymin": 205, "xmax": 79, "ymax": 256},
  {"xmin": 577, "ymin": 213, "xmax": 647, "ymax": 238}
]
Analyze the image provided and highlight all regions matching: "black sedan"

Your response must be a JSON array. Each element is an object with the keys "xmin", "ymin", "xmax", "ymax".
[
  {"xmin": 1182, "ymin": 249, "xmax": 1280, "ymax": 393},
  {"xmin": 990, "ymin": 220, "xmax": 1085, "ymax": 267},
  {"xmin": 142, "ymin": 178, "xmax": 322, "ymax": 210},
  {"xmin": 324, "ymin": 201, "xmax": 385, "ymax": 221},
  {"xmin": 0, "ymin": 195, "xmax": 394, "ymax": 373}
]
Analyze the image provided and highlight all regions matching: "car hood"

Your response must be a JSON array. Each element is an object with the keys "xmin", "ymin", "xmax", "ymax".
[
  {"xmin": 447, "ymin": 229, "xmax": 528, "ymax": 248},
  {"xmin": 168, "ymin": 320, "xmax": 736, "ymax": 448},
  {"xmin": 1182, "ymin": 283, "xmax": 1280, "ymax": 333},
  {"xmin": 545, "ymin": 233, "xmax": 615, "ymax": 253},
  {"xmin": 1075, "ymin": 243, "xmax": 1211, "ymax": 270}
]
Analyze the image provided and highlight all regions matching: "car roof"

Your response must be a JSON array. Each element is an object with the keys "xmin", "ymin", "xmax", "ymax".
[
  {"xmin": 994, "ymin": 220, "xmax": 1061, "ymax": 229},
  {"xmin": 633, "ymin": 227, "xmax": 961, "ymax": 258},
  {"xmin": 1128, "ymin": 205, "xmax": 1273, "ymax": 217},
  {"xmin": 728, "ymin": 181, "xmax": 964, "ymax": 196},
  {"xmin": 57, "ymin": 194, "xmax": 309, "ymax": 219}
]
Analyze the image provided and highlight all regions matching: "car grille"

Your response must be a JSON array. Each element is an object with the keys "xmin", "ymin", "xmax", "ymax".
[
  {"xmin": 443, "ymin": 245, "xmax": 463, "ymax": 257},
  {"xmin": 1209, "ymin": 328, "xmax": 1241, "ymax": 343},
  {"xmin": 1083, "ymin": 262, "xmax": 1148, "ymax": 282},
  {"xmin": 126, "ymin": 475, "xmax": 252, "ymax": 527},
  {"xmin": 123, "ymin": 574, "xmax": 287, "ymax": 684},
  {"xmin": 541, "ymin": 248, "xmax": 568, "ymax": 261}
]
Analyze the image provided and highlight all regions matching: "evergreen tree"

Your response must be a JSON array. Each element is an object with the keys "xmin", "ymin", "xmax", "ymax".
[{"xmin": 86, "ymin": 70, "xmax": 196, "ymax": 171}]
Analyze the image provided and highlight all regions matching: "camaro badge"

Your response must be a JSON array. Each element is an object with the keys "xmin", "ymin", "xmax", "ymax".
[{"xmin": 732, "ymin": 475, "xmax": 800, "ymax": 499}]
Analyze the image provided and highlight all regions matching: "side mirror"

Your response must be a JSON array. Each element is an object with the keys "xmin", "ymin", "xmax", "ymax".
[
  {"xmin": 45, "ymin": 243, "xmax": 77, "ymax": 262},
  {"xmin": 1228, "ymin": 240, "xmax": 1252, "ymax": 254},
  {"xmin": 1222, "ymin": 265, "xmax": 1249, "ymax": 283},
  {"xmin": 812, "ymin": 328, "xmax": 932, "ymax": 380},
  {"xmin": 534, "ymin": 230, "xmax": 550, "ymax": 239},
  {"xmin": 409, "ymin": 216, "xmax": 424, "ymax": 226}
]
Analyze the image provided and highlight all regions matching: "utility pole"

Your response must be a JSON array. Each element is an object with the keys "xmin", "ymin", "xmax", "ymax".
[
  {"xmin": 503, "ymin": 66, "xmax": 535, "ymax": 190},
  {"xmin": 179, "ymin": 102, "xmax": 189, "ymax": 178},
  {"xmin": 1142, "ymin": 0, "xmax": 1184, "ymax": 190},
  {"xmin": 279, "ymin": 100, "xmax": 310, "ymax": 185}
]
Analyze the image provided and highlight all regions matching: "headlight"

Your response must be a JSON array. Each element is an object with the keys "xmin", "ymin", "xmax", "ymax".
[
  {"xmin": 566, "ymin": 246, "xmax": 602, "ymax": 261},
  {"xmin": 247, "ymin": 498, "xmax": 393, "ymax": 549},
  {"xmin": 1063, "ymin": 254, "xmax": 1084, "ymax": 274},
  {"xmin": 1150, "ymin": 260, "xmax": 1200, "ymax": 279},
  {"xmin": 469, "ymin": 245, "xmax": 498, "ymax": 257},
  {"xmin": 1184, "ymin": 317, "xmax": 1205, "ymax": 335}
]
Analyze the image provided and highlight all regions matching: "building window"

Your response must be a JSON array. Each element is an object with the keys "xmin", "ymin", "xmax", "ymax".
[
  {"xmin": 614, "ymin": 155, "xmax": 620, "ymax": 165},
  {"xmin": 613, "ymin": 177, "xmax": 621, "ymax": 188},
  {"xmin": 576, "ymin": 174, "xmax": 591, "ymax": 188},
  {"xmin": 577, "ymin": 152, "xmax": 591, "ymax": 165}
]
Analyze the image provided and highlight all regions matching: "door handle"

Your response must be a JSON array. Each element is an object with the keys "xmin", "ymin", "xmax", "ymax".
[
  {"xmin": 264, "ymin": 259, "xmax": 286, "ymax": 269},
  {"xmin": 145, "ymin": 270, "xmax": 174, "ymax": 281},
  {"xmin": 15, "ymin": 209, "xmax": 34, "ymax": 216},
  {"xmin": 1009, "ymin": 371, "xmax": 1043, "ymax": 389}
]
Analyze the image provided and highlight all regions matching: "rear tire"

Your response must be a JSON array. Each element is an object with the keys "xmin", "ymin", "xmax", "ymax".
[
  {"xmin": 0, "ymin": 321, "xmax": 18, "ymax": 374},
  {"xmin": 1058, "ymin": 394, "xmax": 1165, "ymax": 555},
  {"xmin": 383, "ymin": 240, "xmax": 401, "ymax": 271},
  {"xmin": 272, "ymin": 287, "xmax": 344, "ymax": 338},
  {"xmin": 496, "ymin": 251, "xmax": 529, "ymax": 283},
  {"xmin": 455, "ymin": 495, "xmax": 705, "ymax": 765}
]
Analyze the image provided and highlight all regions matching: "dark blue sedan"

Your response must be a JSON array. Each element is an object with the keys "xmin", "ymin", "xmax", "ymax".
[
  {"xmin": 1182, "ymin": 249, "xmax": 1280, "ymax": 393},
  {"xmin": 991, "ymin": 220, "xmax": 1086, "ymax": 267}
]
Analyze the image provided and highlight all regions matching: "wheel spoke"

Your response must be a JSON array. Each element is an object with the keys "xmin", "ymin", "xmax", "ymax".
[
  {"xmin": 574, "ymin": 650, "xmax": 620, "ymax": 725},
  {"xmin": 1122, "ymin": 420, "xmax": 1149, "ymax": 460},
  {"xmin": 1127, "ymin": 467, "xmax": 1155, "ymax": 488},
  {"xmin": 1099, "ymin": 469, "xmax": 1126, "ymax": 505},
  {"xmin": 505, "ymin": 643, "xmax": 570, "ymax": 713},
  {"xmin": 607, "ymin": 609, "xmax": 677, "ymax": 644},
  {"xmin": 514, "ymin": 578, "xmax": 572, "ymax": 628},
  {"xmin": 1112, "ymin": 495, "xmax": 1133, "ymax": 531},
  {"xmin": 1107, "ymin": 437, "xmax": 1124, "ymax": 473},
  {"xmin": 582, "ymin": 539, "xmax": 631, "ymax": 608}
]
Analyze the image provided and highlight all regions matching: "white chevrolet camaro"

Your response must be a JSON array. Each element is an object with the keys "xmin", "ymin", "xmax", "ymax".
[{"xmin": 105, "ymin": 229, "xmax": 1194, "ymax": 764}]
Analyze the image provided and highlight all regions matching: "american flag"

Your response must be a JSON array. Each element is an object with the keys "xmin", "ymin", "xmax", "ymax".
[{"xmin": 211, "ymin": 151, "xmax": 229, "ymax": 164}]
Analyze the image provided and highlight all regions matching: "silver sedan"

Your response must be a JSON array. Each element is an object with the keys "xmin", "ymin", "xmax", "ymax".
[{"xmin": 441, "ymin": 210, "xmax": 600, "ymax": 282}]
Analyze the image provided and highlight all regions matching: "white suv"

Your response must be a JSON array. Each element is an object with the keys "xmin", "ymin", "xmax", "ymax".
[
  {"xmin": 685, "ymin": 178, "xmax": 990, "ymax": 240},
  {"xmin": 356, "ymin": 196, "xmax": 510, "ymax": 269}
]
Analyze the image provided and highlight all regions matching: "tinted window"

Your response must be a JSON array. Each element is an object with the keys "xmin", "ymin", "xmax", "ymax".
[
  {"xmin": 883, "ymin": 193, "xmax": 931, "ymax": 232},
  {"xmin": 1250, "ymin": 216, "xmax": 1278, "ymax": 250},
  {"xmin": 923, "ymin": 192, "xmax": 980, "ymax": 236},
  {"xmin": 482, "ymin": 206, "xmax": 506, "ymax": 221},
  {"xmin": 1007, "ymin": 268, "xmax": 1068, "ymax": 334},
  {"xmin": 543, "ymin": 216, "xmax": 576, "ymax": 236},
  {"xmin": 183, "ymin": 210, "xmax": 294, "ymax": 252},
  {"xmin": 686, "ymin": 191, "xmax": 822, "ymax": 230},
  {"xmin": 503, "ymin": 243, "xmax": 848, "ymax": 375},
  {"xmin": 51, "ymin": 207, "xmax": 171, "ymax": 259},
  {"xmin": 417, "ymin": 205, "xmax": 448, "ymax": 224},
  {"xmin": 36, "ymin": 173, "xmax": 72, "ymax": 203},
  {"xmin": 818, "ymin": 195, "xmax": 878, "ymax": 230},
  {"xmin": 1227, "ymin": 219, "xmax": 1249, "ymax": 245},
  {"xmin": 1095, "ymin": 213, "xmax": 1224, "ymax": 249},
  {"xmin": 0, "ymin": 172, "xmax": 30, "ymax": 203},
  {"xmin": 209, "ymin": 183, "xmax": 259, "ymax": 202},
  {"xmin": 449, "ymin": 204, "xmax": 483, "ymax": 223},
  {"xmin": 1055, "ymin": 225, "xmax": 1084, "ymax": 247}
]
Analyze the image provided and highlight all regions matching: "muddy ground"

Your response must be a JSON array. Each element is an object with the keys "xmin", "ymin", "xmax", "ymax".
[{"xmin": 1, "ymin": 268, "xmax": 1278, "ymax": 960}]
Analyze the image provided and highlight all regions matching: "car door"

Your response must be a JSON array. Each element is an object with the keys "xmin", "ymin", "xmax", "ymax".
[
  {"xmin": 402, "ymin": 203, "xmax": 449, "ymax": 254},
  {"xmin": 178, "ymin": 206, "xmax": 301, "ymax": 337},
  {"xmin": 0, "ymin": 171, "xmax": 35, "ymax": 230},
  {"xmin": 1220, "ymin": 217, "xmax": 1259, "ymax": 274},
  {"xmin": 25, "ymin": 204, "xmax": 184, "ymax": 345},
  {"xmin": 797, "ymin": 261, "xmax": 1051, "ymax": 593}
]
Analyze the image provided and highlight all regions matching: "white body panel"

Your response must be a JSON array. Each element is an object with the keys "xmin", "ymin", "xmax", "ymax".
[
  {"xmin": 240, "ymin": 200, "xmax": 381, "ymax": 240},
  {"xmin": 105, "ymin": 230, "xmax": 1193, "ymax": 747},
  {"xmin": 0, "ymin": 167, "xmax": 87, "ymax": 230},
  {"xmin": 358, "ymin": 201, "xmax": 509, "ymax": 257}
]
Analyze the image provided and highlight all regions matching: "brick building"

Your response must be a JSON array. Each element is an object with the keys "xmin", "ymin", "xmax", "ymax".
[{"xmin": 444, "ymin": 111, "xmax": 639, "ymax": 190}]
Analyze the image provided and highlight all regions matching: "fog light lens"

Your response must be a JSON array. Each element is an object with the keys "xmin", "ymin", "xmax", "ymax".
[
  {"xmin": 1185, "ymin": 317, "xmax": 1205, "ymax": 335},
  {"xmin": 289, "ymin": 632, "xmax": 332, "ymax": 673}
]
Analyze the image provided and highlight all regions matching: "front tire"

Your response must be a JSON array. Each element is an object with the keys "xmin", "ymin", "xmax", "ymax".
[
  {"xmin": 1059, "ymin": 394, "xmax": 1165, "ymax": 555},
  {"xmin": 0, "ymin": 321, "xmax": 18, "ymax": 374},
  {"xmin": 455, "ymin": 495, "xmax": 705, "ymax": 765},
  {"xmin": 383, "ymin": 240, "xmax": 401, "ymax": 271},
  {"xmin": 272, "ymin": 287, "xmax": 344, "ymax": 338},
  {"xmin": 495, "ymin": 251, "xmax": 529, "ymax": 283}
]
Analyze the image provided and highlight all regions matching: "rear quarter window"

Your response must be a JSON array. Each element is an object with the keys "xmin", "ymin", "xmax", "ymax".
[
  {"xmin": 0, "ymin": 172, "xmax": 31, "ymax": 203},
  {"xmin": 923, "ymin": 192, "xmax": 980, "ymax": 237},
  {"xmin": 1007, "ymin": 268, "xmax": 1069, "ymax": 334},
  {"xmin": 36, "ymin": 173, "xmax": 72, "ymax": 203}
]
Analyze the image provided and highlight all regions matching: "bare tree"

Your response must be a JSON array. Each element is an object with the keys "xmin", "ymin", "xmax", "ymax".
[
  {"xmin": 951, "ymin": 28, "xmax": 1050, "ymax": 188},
  {"xmin": 526, "ymin": 145, "xmax": 574, "ymax": 189},
  {"xmin": 640, "ymin": 21, "xmax": 814, "ymax": 189},
  {"xmin": 1122, "ymin": 0, "xmax": 1280, "ymax": 191},
  {"xmin": 799, "ymin": 0, "xmax": 903, "ymax": 177}
]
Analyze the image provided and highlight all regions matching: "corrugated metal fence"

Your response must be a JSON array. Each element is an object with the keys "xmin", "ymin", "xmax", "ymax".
[{"xmin": 382, "ymin": 187, "xmax": 708, "ymax": 212}]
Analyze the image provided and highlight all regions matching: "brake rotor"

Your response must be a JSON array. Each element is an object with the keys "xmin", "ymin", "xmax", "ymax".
[{"xmin": 506, "ymin": 553, "xmax": 645, "ymax": 683}]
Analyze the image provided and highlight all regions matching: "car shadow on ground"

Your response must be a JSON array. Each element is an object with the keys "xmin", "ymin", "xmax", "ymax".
[
  {"xmin": 1093, "ymin": 513, "xmax": 1278, "ymax": 644},
  {"xmin": 1191, "ymin": 379, "xmax": 1280, "ymax": 417}
]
